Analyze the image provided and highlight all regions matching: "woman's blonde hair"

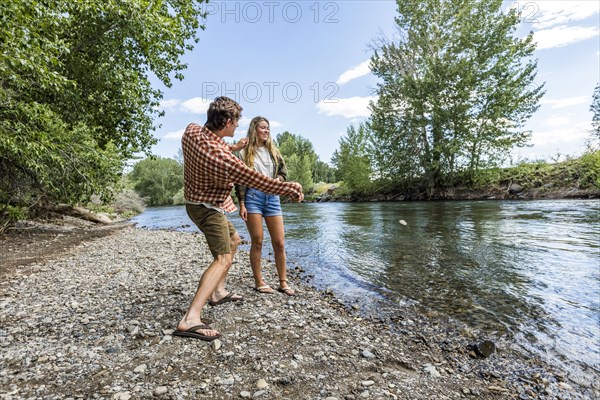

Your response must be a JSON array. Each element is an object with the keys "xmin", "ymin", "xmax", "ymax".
[{"xmin": 243, "ymin": 116, "xmax": 282, "ymax": 171}]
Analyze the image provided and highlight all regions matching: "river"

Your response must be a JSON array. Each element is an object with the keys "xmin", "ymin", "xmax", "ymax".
[{"xmin": 130, "ymin": 199, "xmax": 600, "ymax": 387}]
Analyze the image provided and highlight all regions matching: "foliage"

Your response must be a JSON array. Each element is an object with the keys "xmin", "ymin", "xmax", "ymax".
[
  {"xmin": 276, "ymin": 131, "xmax": 317, "ymax": 191},
  {"xmin": 590, "ymin": 83, "xmax": 600, "ymax": 148},
  {"xmin": 128, "ymin": 157, "xmax": 184, "ymax": 206},
  {"xmin": 313, "ymin": 160, "xmax": 337, "ymax": 183},
  {"xmin": 575, "ymin": 150, "xmax": 600, "ymax": 188},
  {"xmin": 172, "ymin": 188, "xmax": 186, "ymax": 205},
  {"xmin": 87, "ymin": 181, "xmax": 145, "ymax": 219},
  {"xmin": 459, "ymin": 150, "xmax": 600, "ymax": 191},
  {"xmin": 331, "ymin": 123, "xmax": 373, "ymax": 193},
  {"xmin": 369, "ymin": 0, "xmax": 544, "ymax": 194},
  {"xmin": 0, "ymin": 0, "xmax": 206, "ymax": 228},
  {"xmin": 312, "ymin": 182, "xmax": 340, "ymax": 196}
]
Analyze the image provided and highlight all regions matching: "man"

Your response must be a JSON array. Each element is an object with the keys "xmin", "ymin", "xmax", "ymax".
[{"xmin": 174, "ymin": 96, "xmax": 304, "ymax": 341}]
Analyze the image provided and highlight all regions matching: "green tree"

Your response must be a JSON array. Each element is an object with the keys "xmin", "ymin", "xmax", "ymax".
[
  {"xmin": 129, "ymin": 157, "xmax": 183, "ymax": 206},
  {"xmin": 590, "ymin": 83, "xmax": 600, "ymax": 148},
  {"xmin": 276, "ymin": 131, "xmax": 317, "ymax": 190},
  {"xmin": 284, "ymin": 154, "xmax": 314, "ymax": 192},
  {"xmin": 370, "ymin": 0, "xmax": 544, "ymax": 192},
  {"xmin": 332, "ymin": 124, "xmax": 373, "ymax": 192},
  {"xmin": 0, "ymin": 0, "xmax": 206, "ymax": 226},
  {"xmin": 313, "ymin": 160, "xmax": 336, "ymax": 183}
]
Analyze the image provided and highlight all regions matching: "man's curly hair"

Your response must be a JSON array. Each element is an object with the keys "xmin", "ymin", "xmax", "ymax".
[{"xmin": 205, "ymin": 96, "xmax": 242, "ymax": 132}]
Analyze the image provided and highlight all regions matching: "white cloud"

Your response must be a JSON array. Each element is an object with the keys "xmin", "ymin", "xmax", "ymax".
[
  {"xmin": 541, "ymin": 96, "xmax": 590, "ymax": 109},
  {"xmin": 159, "ymin": 97, "xmax": 212, "ymax": 114},
  {"xmin": 238, "ymin": 117, "xmax": 252, "ymax": 126},
  {"xmin": 515, "ymin": 121, "xmax": 592, "ymax": 161},
  {"xmin": 180, "ymin": 97, "xmax": 211, "ymax": 114},
  {"xmin": 528, "ymin": 122, "xmax": 590, "ymax": 147},
  {"xmin": 545, "ymin": 116, "xmax": 570, "ymax": 127},
  {"xmin": 336, "ymin": 60, "xmax": 372, "ymax": 85},
  {"xmin": 160, "ymin": 99, "xmax": 181, "ymax": 111},
  {"xmin": 534, "ymin": 25, "xmax": 599, "ymax": 50},
  {"xmin": 316, "ymin": 96, "xmax": 377, "ymax": 119},
  {"xmin": 531, "ymin": 1, "xmax": 600, "ymax": 29},
  {"xmin": 162, "ymin": 129, "xmax": 185, "ymax": 140}
]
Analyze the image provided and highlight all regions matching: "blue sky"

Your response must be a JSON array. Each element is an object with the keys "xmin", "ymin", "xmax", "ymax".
[{"xmin": 151, "ymin": 0, "xmax": 600, "ymax": 165}]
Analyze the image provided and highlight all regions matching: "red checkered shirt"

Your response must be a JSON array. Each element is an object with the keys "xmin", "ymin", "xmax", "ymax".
[{"xmin": 182, "ymin": 123, "xmax": 301, "ymax": 213}]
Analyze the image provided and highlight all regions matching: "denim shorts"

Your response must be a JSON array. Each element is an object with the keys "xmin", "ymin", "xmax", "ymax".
[{"xmin": 244, "ymin": 187, "xmax": 283, "ymax": 217}]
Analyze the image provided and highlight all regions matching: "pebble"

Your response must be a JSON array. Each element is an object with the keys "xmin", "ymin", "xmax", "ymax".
[
  {"xmin": 153, "ymin": 386, "xmax": 168, "ymax": 396},
  {"xmin": 423, "ymin": 364, "xmax": 441, "ymax": 378},
  {"xmin": 133, "ymin": 364, "xmax": 147, "ymax": 374},
  {"xmin": 256, "ymin": 379, "xmax": 268, "ymax": 389},
  {"xmin": 362, "ymin": 350, "xmax": 375, "ymax": 359},
  {"xmin": 211, "ymin": 339, "xmax": 222, "ymax": 351},
  {"xmin": 0, "ymin": 227, "xmax": 588, "ymax": 400},
  {"xmin": 558, "ymin": 382, "xmax": 573, "ymax": 390}
]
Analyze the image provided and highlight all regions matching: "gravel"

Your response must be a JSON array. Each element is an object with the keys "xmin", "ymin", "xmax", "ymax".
[{"xmin": 1, "ymin": 226, "xmax": 596, "ymax": 399}]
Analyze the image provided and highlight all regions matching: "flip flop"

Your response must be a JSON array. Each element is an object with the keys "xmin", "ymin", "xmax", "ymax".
[
  {"xmin": 277, "ymin": 286, "xmax": 295, "ymax": 296},
  {"xmin": 254, "ymin": 285, "xmax": 274, "ymax": 294},
  {"xmin": 208, "ymin": 292, "xmax": 244, "ymax": 307},
  {"xmin": 172, "ymin": 324, "xmax": 221, "ymax": 342},
  {"xmin": 277, "ymin": 279, "xmax": 295, "ymax": 296}
]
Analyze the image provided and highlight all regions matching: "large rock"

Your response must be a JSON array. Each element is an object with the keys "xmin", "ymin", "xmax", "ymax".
[{"xmin": 509, "ymin": 183, "xmax": 523, "ymax": 194}]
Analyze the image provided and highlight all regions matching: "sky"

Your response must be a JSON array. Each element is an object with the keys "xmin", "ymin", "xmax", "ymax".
[{"xmin": 150, "ymin": 0, "xmax": 600, "ymax": 165}]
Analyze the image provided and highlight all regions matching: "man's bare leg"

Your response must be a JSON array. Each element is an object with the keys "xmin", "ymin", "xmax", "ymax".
[
  {"xmin": 176, "ymin": 252, "xmax": 233, "ymax": 337},
  {"xmin": 209, "ymin": 232, "xmax": 243, "ymax": 303}
]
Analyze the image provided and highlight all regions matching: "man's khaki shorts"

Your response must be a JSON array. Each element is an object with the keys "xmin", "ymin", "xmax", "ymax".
[{"xmin": 185, "ymin": 204, "xmax": 237, "ymax": 258}]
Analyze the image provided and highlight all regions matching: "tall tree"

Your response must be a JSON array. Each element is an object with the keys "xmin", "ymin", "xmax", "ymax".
[
  {"xmin": 276, "ymin": 131, "xmax": 317, "ymax": 190},
  {"xmin": 129, "ymin": 157, "xmax": 183, "ymax": 206},
  {"xmin": 332, "ymin": 123, "xmax": 373, "ymax": 192},
  {"xmin": 590, "ymin": 83, "xmax": 600, "ymax": 146},
  {"xmin": 370, "ymin": 0, "xmax": 544, "ymax": 192},
  {"xmin": 313, "ymin": 160, "xmax": 336, "ymax": 183},
  {"xmin": 0, "ymin": 0, "xmax": 206, "ymax": 223}
]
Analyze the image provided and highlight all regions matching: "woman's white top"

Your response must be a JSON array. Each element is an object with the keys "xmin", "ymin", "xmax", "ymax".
[{"xmin": 248, "ymin": 146, "xmax": 276, "ymax": 178}]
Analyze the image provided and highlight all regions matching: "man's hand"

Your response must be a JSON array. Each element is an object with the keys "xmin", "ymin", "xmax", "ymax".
[
  {"xmin": 288, "ymin": 182, "xmax": 304, "ymax": 203},
  {"xmin": 231, "ymin": 137, "xmax": 249, "ymax": 152}
]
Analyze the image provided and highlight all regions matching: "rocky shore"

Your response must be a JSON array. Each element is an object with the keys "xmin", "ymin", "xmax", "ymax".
[{"xmin": 0, "ymin": 221, "xmax": 595, "ymax": 399}]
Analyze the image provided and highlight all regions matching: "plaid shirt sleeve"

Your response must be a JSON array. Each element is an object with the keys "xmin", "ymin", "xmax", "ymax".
[{"xmin": 223, "ymin": 153, "xmax": 301, "ymax": 197}]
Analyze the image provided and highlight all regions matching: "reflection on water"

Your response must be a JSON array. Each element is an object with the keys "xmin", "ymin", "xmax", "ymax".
[{"xmin": 131, "ymin": 200, "xmax": 600, "ymax": 385}]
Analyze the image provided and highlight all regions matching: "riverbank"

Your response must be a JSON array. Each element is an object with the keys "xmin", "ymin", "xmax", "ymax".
[
  {"xmin": 0, "ymin": 220, "xmax": 595, "ymax": 399},
  {"xmin": 311, "ymin": 186, "xmax": 600, "ymax": 203},
  {"xmin": 312, "ymin": 152, "xmax": 600, "ymax": 203}
]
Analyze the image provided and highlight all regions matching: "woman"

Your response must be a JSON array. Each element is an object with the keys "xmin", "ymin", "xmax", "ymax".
[{"xmin": 236, "ymin": 116, "xmax": 295, "ymax": 296}]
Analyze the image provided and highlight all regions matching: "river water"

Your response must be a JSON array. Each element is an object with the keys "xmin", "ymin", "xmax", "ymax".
[{"xmin": 130, "ymin": 200, "xmax": 600, "ymax": 386}]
